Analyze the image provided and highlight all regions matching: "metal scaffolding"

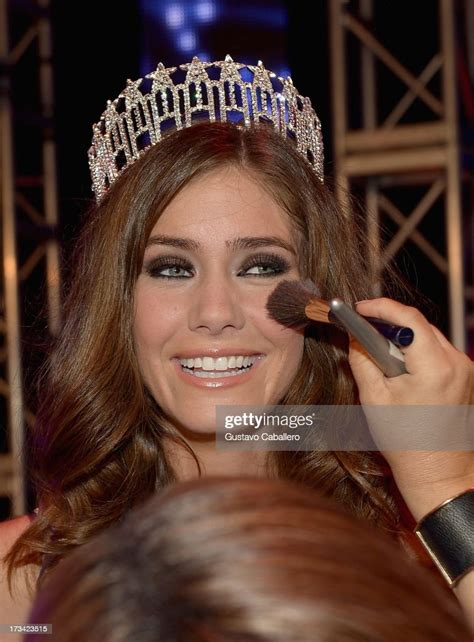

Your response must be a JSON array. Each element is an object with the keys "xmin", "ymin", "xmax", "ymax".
[
  {"xmin": 0, "ymin": 0, "xmax": 60, "ymax": 516},
  {"xmin": 329, "ymin": 0, "xmax": 471, "ymax": 351}
]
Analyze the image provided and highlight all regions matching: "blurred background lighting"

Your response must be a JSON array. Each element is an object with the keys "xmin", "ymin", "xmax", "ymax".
[
  {"xmin": 177, "ymin": 30, "xmax": 197, "ymax": 52},
  {"xmin": 165, "ymin": 3, "xmax": 185, "ymax": 28},
  {"xmin": 194, "ymin": 1, "xmax": 216, "ymax": 23}
]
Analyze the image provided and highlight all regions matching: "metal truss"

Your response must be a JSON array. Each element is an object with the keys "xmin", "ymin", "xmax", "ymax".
[
  {"xmin": 329, "ymin": 0, "xmax": 472, "ymax": 352},
  {"xmin": 0, "ymin": 0, "xmax": 59, "ymax": 516}
]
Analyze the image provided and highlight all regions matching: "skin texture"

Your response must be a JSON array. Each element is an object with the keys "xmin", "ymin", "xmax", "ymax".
[{"xmin": 134, "ymin": 165, "xmax": 305, "ymax": 437}]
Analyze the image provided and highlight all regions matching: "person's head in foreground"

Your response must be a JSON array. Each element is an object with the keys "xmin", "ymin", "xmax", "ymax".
[{"xmin": 26, "ymin": 477, "xmax": 470, "ymax": 642}]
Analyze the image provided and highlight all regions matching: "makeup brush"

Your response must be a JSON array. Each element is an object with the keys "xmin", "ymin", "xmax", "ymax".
[
  {"xmin": 266, "ymin": 279, "xmax": 411, "ymax": 378},
  {"xmin": 267, "ymin": 279, "xmax": 414, "ymax": 346}
]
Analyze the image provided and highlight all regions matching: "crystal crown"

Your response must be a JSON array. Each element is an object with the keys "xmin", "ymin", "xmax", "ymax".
[{"xmin": 88, "ymin": 55, "xmax": 324, "ymax": 203}]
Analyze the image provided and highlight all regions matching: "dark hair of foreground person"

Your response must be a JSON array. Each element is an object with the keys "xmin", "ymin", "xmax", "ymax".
[{"xmin": 27, "ymin": 476, "xmax": 470, "ymax": 642}]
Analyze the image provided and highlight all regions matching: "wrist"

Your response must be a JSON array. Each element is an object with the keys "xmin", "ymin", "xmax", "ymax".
[
  {"xmin": 389, "ymin": 457, "xmax": 474, "ymax": 522},
  {"xmin": 401, "ymin": 478, "xmax": 474, "ymax": 523}
]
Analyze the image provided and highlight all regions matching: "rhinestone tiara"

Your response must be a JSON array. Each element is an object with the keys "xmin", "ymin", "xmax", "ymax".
[{"xmin": 88, "ymin": 55, "xmax": 324, "ymax": 203}]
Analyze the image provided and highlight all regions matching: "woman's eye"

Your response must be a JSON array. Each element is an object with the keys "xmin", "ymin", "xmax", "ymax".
[
  {"xmin": 239, "ymin": 254, "xmax": 291, "ymax": 277},
  {"xmin": 158, "ymin": 266, "xmax": 192, "ymax": 278},
  {"xmin": 145, "ymin": 259, "xmax": 193, "ymax": 279},
  {"xmin": 245, "ymin": 265, "xmax": 279, "ymax": 275},
  {"xmin": 143, "ymin": 253, "xmax": 291, "ymax": 279}
]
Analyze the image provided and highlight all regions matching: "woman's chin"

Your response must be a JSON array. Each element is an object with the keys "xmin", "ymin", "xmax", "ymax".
[{"xmin": 167, "ymin": 414, "xmax": 219, "ymax": 440}]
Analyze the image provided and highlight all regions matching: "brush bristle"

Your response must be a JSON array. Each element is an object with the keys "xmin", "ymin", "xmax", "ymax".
[{"xmin": 266, "ymin": 279, "xmax": 322, "ymax": 327}]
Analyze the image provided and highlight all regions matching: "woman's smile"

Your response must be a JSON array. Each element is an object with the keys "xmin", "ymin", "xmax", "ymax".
[
  {"xmin": 171, "ymin": 351, "xmax": 266, "ymax": 388},
  {"xmin": 133, "ymin": 165, "xmax": 305, "ymax": 434}
]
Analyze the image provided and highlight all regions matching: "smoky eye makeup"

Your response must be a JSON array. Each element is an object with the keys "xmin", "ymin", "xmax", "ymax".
[
  {"xmin": 143, "ymin": 255, "xmax": 194, "ymax": 279},
  {"xmin": 237, "ymin": 252, "xmax": 292, "ymax": 277},
  {"xmin": 142, "ymin": 250, "xmax": 294, "ymax": 280}
]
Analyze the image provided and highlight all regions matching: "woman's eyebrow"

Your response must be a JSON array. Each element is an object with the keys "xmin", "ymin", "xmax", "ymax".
[
  {"xmin": 146, "ymin": 234, "xmax": 296, "ymax": 255},
  {"xmin": 146, "ymin": 234, "xmax": 199, "ymax": 250},
  {"xmin": 228, "ymin": 236, "xmax": 296, "ymax": 255}
]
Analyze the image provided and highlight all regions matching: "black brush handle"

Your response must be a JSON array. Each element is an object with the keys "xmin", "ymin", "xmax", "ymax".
[
  {"xmin": 328, "ymin": 312, "xmax": 414, "ymax": 347},
  {"xmin": 356, "ymin": 316, "xmax": 414, "ymax": 347}
]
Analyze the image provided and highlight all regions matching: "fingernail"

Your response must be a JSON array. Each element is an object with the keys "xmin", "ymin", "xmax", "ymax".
[{"xmin": 355, "ymin": 299, "xmax": 370, "ymax": 304}]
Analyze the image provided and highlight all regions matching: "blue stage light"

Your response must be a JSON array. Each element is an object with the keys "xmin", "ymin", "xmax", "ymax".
[
  {"xmin": 194, "ymin": 1, "xmax": 216, "ymax": 23},
  {"xmin": 177, "ymin": 30, "xmax": 197, "ymax": 52},
  {"xmin": 165, "ymin": 4, "xmax": 185, "ymax": 28},
  {"xmin": 140, "ymin": 0, "xmax": 289, "ymax": 90}
]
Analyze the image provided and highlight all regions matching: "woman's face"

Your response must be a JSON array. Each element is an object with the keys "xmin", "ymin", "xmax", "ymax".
[{"xmin": 133, "ymin": 165, "xmax": 305, "ymax": 434}]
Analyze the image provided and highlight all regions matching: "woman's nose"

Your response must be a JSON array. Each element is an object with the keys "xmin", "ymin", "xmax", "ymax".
[{"xmin": 188, "ymin": 276, "xmax": 246, "ymax": 335}]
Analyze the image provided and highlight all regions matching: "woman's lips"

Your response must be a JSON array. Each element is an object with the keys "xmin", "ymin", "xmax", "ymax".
[{"xmin": 171, "ymin": 355, "xmax": 265, "ymax": 389}]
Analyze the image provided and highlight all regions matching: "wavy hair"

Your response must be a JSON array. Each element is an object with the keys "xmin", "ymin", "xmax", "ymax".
[
  {"xmin": 6, "ymin": 122, "xmax": 412, "ymax": 590},
  {"xmin": 27, "ymin": 477, "xmax": 469, "ymax": 642}
]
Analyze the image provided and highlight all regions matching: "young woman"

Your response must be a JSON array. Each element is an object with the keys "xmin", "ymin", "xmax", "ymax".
[
  {"xmin": 26, "ymin": 476, "xmax": 471, "ymax": 642},
  {"xmin": 1, "ymin": 57, "xmax": 472, "ymax": 635}
]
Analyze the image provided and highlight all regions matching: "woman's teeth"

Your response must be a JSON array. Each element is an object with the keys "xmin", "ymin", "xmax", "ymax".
[{"xmin": 179, "ymin": 355, "xmax": 259, "ymax": 377}]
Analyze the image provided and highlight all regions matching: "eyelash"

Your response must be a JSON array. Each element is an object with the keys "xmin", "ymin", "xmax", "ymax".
[
  {"xmin": 240, "ymin": 253, "xmax": 291, "ymax": 277},
  {"xmin": 144, "ymin": 253, "xmax": 291, "ymax": 280}
]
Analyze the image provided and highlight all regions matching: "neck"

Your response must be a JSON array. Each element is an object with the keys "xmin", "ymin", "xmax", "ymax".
[{"xmin": 163, "ymin": 431, "xmax": 269, "ymax": 481}]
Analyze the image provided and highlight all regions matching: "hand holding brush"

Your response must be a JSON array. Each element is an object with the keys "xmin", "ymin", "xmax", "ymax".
[{"xmin": 266, "ymin": 279, "xmax": 412, "ymax": 378}]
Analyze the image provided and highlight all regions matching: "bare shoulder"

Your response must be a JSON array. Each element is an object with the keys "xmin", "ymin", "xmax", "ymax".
[
  {"xmin": 0, "ymin": 514, "xmax": 34, "ymax": 553},
  {"xmin": 0, "ymin": 514, "xmax": 38, "ymax": 639}
]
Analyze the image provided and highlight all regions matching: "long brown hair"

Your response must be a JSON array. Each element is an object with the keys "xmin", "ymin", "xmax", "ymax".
[
  {"xmin": 27, "ymin": 477, "xmax": 470, "ymax": 642},
  {"xmin": 6, "ymin": 122, "xmax": 409, "ymax": 589}
]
